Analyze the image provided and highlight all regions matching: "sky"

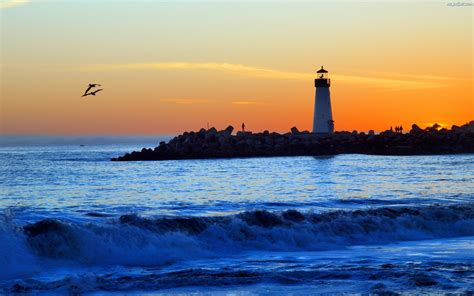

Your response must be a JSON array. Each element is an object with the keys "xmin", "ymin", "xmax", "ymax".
[{"xmin": 1, "ymin": 0, "xmax": 472, "ymax": 135}]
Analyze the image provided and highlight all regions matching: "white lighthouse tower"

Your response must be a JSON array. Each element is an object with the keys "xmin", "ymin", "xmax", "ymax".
[{"xmin": 312, "ymin": 66, "xmax": 334, "ymax": 134}]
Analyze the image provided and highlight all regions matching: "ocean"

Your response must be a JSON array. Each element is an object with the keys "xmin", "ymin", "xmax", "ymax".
[{"xmin": 1, "ymin": 136, "xmax": 473, "ymax": 294}]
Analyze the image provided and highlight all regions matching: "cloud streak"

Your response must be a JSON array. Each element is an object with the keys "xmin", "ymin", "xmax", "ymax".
[
  {"xmin": 75, "ymin": 62, "xmax": 453, "ymax": 90},
  {"xmin": 160, "ymin": 98, "xmax": 214, "ymax": 105},
  {"xmin": 0, "ymin": 0, "xmax": 29, "ymax": 9},
  {"xmin": 160, "ymin": 99, "xmax": 272, "ymax": 106},
  {"xmin": 232, "ymin": 101, "xmax": 270, "ymax": 106}
]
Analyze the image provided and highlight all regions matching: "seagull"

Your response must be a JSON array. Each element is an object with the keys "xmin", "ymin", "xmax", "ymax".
[
  {"xmin": 82, "ymin": 83, "xmax": 102, "ymax": 96},
  {"xmin": 82, "ymin": 89, "xmax": 103, "ymax": 97}
]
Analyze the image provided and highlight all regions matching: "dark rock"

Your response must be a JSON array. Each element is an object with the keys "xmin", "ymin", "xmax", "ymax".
[
  {"xmin": 225, "ymin": 125, "xmax": 234, "ymax": 134},
  {"xmin": 290, "ymin": 126, "xmax": 300, "ymax": 135},
  {"xmin": 111, "ymin": 121, "xmax": 474, "ymax": 161},
  {"xmin": 380, "ymin": 130, "xmax": 395, "ymax": 136},
  {"xmin": 236, "ymin": 131, "xmax": 252, "ymax": 137},
  {"xmin": 410, "ymin": 124, "xmax": 423, "ymax": 135},
  {"xmin": 205, "ymin": 127, "xmax": 218, "ymax": 141},
  {"xmin": 461, "ymin": 121, "xmax": 474, "ymax": 133},
  {"xmin": 425, "ymin": 123, "xmax": 441, "ymax": 132}
]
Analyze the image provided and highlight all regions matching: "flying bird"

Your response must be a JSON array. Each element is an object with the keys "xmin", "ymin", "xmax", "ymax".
[
  {"xmin": 82, "ymin": 83, "xmax": 102, "ymax": 97},
  {"xmin": 82, "ymin": 83, "xmax": 102, "ymax": 96},
  {"xmin": 82, "ymin": 89, "xmax": 103, "ymax": 97}
]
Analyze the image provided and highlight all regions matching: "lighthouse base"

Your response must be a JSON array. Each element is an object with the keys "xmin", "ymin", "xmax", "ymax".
[{"xmin": 313, "ymin": 87, "xmax": 334, "ymax": 134}]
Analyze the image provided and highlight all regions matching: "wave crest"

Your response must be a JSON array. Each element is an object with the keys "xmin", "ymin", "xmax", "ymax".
[{"xmin": 16, "ymin": 203, "xmax": 474, "ymax": 268}]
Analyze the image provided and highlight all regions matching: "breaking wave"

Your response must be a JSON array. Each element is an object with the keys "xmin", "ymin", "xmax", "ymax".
[{"xmin": 2, "ymin": 203, "xmax": 474, "ymax": 280}]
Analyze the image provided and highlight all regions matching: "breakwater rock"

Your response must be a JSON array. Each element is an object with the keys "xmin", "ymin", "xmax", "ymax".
[{"xmin": 112, "ymin": 122, "xmax": 474, "ymax": 161}]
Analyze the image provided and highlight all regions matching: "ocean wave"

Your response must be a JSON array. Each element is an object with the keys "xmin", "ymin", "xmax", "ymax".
[
  {"xmin": 0, "ymin": 224, "xmax": 39, "ymax": 280},
  {"xmin": 116, "ymin": 203, "xmax": 474, "ymax": 248},
  {"xmin": 2, "ymin": 203, "xmax": 474, "ymax": 279}
]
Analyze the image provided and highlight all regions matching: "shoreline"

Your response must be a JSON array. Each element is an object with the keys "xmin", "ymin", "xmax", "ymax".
[{"xmin": 111, "ymin": 122, "xmax": 474, "ymax": 161}]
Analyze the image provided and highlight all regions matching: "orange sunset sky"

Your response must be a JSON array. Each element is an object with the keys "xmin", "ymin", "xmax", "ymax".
[{"xmin": 1, "ymin": 0, "xmax": 472, "ymax": 135}]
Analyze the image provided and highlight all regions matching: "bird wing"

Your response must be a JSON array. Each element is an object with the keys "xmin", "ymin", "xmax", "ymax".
[{"xmin": 83, "ymin": 85, "xmax": 94, "ymax": 95}]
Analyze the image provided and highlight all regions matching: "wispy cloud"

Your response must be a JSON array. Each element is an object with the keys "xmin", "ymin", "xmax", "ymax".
[
  {"xmin": 0, "ymin": 0, "xmax": 29, "ymax": 9},
  {"xmin": 75, "ymin": 62, "xmax": 311, "ymax": 80},
  {"xmin": 373, "ymin": 72, "xmax": 457, "ymax": 81},
  {"xmin": 160, "ymin": 98, "xmax": 214, "ymax": 105},
  {"xmin": 232, "ymin": 101, "xmax": 270, "ymax": 106},
  {"xmin": 74, "ymin": 62, "xmax": 454, "ymax": 91},
  {"xmin": 160, "ymin": 98, "xmax": 272, "ymax": 106}
]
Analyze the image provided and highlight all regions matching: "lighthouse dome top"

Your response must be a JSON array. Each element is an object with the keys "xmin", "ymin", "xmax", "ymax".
[{"xmin": 317, "ymin": 66, "xmax": 328, "ymax": 73}]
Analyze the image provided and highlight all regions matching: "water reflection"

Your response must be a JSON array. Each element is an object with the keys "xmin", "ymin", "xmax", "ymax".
[{"xmin": 0, "ymin": 143, "xmax": 473, "ymax": 220}]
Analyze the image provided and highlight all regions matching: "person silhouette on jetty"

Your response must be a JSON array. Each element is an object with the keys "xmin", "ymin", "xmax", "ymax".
[
  {"xmin": 394, "ymin": 126, "xmax": 404, "ymax": 134},
  {"xmin": 242, "ymin": 123, "xmax": 245, "ymax": 132}
]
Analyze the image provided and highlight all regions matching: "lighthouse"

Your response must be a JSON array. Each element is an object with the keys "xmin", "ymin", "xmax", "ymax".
[{"xmin": 312, "ymin": 66, "xmax": 334, "ymax": 134}]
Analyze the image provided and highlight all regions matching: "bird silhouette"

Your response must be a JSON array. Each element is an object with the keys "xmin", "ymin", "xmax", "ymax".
[
  {"xmin": 82, "ymin": 89, "xmax": 103, "ymax": 97},
  {"xmin": 82, "ymin": 83, "xmax": 102, "ymax": 96}
]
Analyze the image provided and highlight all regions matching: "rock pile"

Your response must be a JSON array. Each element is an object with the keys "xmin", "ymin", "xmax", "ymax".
[{"xmin": 112, "ymin": 121, "xmax": 474, "ymax": 161}]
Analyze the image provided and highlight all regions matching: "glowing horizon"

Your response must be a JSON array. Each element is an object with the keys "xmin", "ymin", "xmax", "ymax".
[{"xmin": 1, "ymin": 1, "xmax": 472, "ymax": 135}]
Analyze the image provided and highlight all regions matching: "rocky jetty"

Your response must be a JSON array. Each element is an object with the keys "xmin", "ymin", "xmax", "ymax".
[{"xmin": 112, "ymin": 121, "xmax": 474, "ymax": 161}]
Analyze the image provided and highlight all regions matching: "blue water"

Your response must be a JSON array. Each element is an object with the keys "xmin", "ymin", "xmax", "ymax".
[{"xmin": 1, "ymin": 136, "xmax": 473, "ymax": 294}]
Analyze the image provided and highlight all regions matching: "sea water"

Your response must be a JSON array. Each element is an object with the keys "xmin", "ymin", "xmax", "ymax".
[{"xmin": 0, "ymin": 136, "xmax": 473, "ymax": 294}]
